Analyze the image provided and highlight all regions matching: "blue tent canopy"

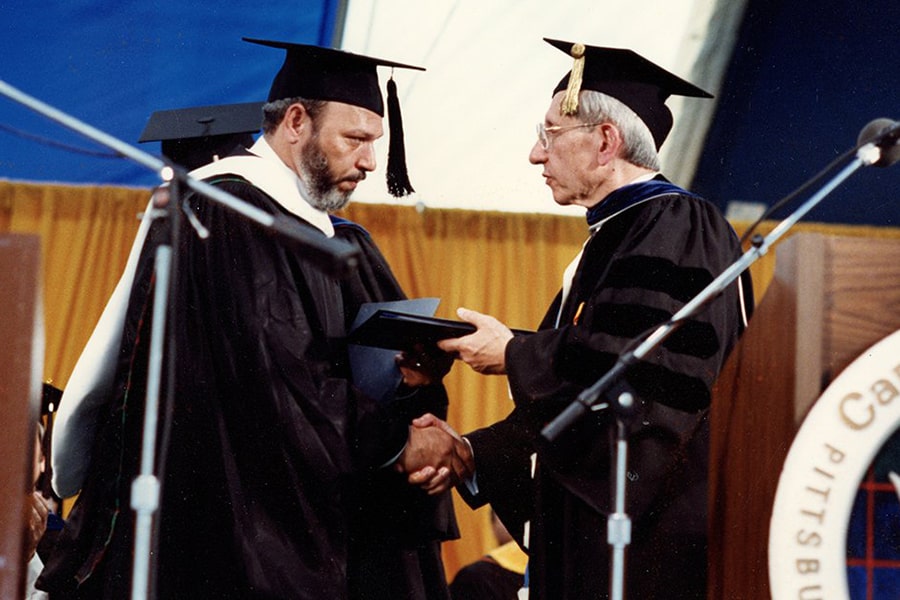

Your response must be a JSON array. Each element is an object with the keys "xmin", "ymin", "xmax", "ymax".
[{"xmin": 0, "ymin": 1, "xmax": 342, "ymax": 187}]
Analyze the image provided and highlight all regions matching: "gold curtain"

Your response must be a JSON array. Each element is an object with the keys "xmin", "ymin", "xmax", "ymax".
[
  {"xmin": 4, "ymin": 179, "xmax": 899, "ymax": 579},
  {"xmin": 0, "ymin": 181, "xmax": 150, "ymax": 387}
]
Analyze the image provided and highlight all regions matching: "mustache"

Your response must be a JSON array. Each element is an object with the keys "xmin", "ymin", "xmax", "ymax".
[{"xmin": 341, "ymin": 171, "xmax": 367, "ymax": 184}]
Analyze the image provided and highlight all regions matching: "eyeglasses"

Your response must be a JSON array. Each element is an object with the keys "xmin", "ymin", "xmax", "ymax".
[{"xmin": 535, "ymin": 122, "xmax": 601, "ymax": 150}]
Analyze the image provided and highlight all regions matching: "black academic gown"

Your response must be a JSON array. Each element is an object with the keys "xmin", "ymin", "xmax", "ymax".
[
  {"xmin": 461, "ymin": 177, "xmax": 752, "ymax": 600},
  {"xmin": 38, "ymin": 177, "xmax": 455, "ymax": 599}
]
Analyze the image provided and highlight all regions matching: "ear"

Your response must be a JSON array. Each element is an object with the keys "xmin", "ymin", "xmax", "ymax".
[
  {"xmin": 282, "ymin": 102, "xmax": 311, "ymax": 142},
  {"xmin": 596, "ymin": 122, "xmax": 624, "ymax": 166}
]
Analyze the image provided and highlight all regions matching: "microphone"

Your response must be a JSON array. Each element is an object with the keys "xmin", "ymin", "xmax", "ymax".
[{"xmin": 857, "ymin": 118, "xmax": 900, "ymax": 167}]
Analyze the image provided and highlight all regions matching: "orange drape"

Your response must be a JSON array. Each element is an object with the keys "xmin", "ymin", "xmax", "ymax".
[{"xmin": 3, "ymin": 179, "xmax": 899, "ymax": 579}]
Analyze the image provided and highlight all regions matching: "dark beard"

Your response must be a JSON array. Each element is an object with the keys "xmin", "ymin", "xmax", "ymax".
[{"xmin": 299, "ymin": 137, "xmax": 358, "ymax": 212}]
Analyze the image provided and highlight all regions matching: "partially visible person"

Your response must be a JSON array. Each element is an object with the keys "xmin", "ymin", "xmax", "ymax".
[
  {"xmin": 399, "ymin": 38, "xmax": 753, "ymax": 599},
  {"xmin": 40, "ymin": 39, "xmax": 456, "ymax": 599},
  {"xmin": 26, "ymin": 384, "xmax": 65, "ymax": 600},
  {"xmin": 25, "ymin": 432, "xmax": 51, "ymax": 600},
  {"xmin": 137, "ymin": 101, "xmax": 265, "ymax": 170},
  {"xmin": 35, "ymin": 103, "xmax": 266, "ymax": 506},
  {"xmin": 449, "ymin": 509, "xmax": 526, "ymax": 600}
]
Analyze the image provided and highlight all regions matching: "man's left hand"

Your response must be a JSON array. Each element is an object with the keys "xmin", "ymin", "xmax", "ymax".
[{"xmin": 396, "ymin": 344, "xmax": 453, "ymax": 387}]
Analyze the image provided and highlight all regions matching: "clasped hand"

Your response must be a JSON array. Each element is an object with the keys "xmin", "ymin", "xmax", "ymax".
[{"xmin": 395, "ymin": 413, "xmax": 474, "ymax": 495}]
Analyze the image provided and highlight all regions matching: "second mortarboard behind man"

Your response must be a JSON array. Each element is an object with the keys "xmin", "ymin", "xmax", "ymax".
[
  {"xmin": 138, "ymin": 101, "xmax": 264, "ymax": 170},
  {"xmin": 243, "ymin": 37, "xmax": 424, "ymax": 197},
  {"xmin": 545, "ymin": 37, "xmax": 712, "ymax": 150}
]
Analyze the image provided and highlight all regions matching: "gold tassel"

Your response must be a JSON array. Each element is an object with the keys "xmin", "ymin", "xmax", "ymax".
[{"xmin": 560, "ymin": 43, "xmax": 586, "ymax": 116}]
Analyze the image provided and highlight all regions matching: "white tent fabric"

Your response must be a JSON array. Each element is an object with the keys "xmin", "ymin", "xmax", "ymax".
[{"xmin": 339, "ymin": 0, "xmax": 746, "ymax": 215}]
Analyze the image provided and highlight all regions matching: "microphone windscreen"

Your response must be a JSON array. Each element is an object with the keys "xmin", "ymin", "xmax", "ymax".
[{"xmin": 857, "ymin": 118, "xmax": 900, "ymax": 167}]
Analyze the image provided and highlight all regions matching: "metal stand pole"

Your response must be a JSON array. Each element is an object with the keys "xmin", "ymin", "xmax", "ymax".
[
  {"xmin": 129, "ymin": 241, "xmax": 171, "ymax": 600},
  {"xmin": 608, "ymin": 414, "xmax": 632, "ymax": 600}
]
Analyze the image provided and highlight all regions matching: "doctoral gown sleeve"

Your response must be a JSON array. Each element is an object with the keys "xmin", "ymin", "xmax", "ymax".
[{"xmin": 458, "ymin": 407, "xmax": 537, "ymax": 547}]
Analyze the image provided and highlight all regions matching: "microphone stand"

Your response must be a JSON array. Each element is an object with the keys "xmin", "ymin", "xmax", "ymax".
[
  {"xmin": 540, "ymin": 136, "xmax": 889, "ymax": 600},
  {"xmin": 0, "ymin": 79, "xmax": 360, "ymax": 600},
  {"xmin": 0, "ymin": 81, "xmax": 359, "ymax": 278}
]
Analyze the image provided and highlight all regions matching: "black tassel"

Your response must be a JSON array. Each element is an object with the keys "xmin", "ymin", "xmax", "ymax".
[{"xmin": 386, "ymin": 77, "xmax": 414, "ymax": 197}]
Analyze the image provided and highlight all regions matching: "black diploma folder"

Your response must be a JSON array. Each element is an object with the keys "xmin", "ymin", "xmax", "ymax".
[
  {"xmin": 347, "ymin": 299, "xmax": 439, "ymax": 404},
  {"xmin": 349, "ymin": 309, "xmax": 532, "ymax": 351}
]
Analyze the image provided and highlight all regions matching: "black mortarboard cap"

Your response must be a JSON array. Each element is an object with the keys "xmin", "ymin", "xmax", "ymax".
[
  {"xmin": 545, "ymin": 38, "xmax": 712, "ymax": 149},
  {"xmin": 243, "ymin": 37, "xmax": 425, "ymax": 197},
  {"xmin": 139, "ymin": 102, "xmax": 264, "ymax": 170}
]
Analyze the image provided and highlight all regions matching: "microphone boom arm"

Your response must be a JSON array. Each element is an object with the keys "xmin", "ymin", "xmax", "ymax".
[{"xmin": 0, "ymin": 79, "xmax": 359, "ymax": 277}]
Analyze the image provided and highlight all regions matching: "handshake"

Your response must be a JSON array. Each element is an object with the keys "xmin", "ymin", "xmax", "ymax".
[
  {"xmin": 393, "ymin": 306, "xmax": 515, "ymax": 494},
  {"xmin": 395, "ymin": 414, "xmax": 475, "ymax": 495}
]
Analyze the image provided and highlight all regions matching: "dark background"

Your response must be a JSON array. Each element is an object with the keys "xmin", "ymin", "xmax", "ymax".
[{"xmin": 692, "ymin": 0, "xmax": 899, "ymax": 226}]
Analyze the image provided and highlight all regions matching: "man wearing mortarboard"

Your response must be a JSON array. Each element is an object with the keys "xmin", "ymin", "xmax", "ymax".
[
  {"xmin": 402, "ymin": 39, "xmax": 755, "ymax": 598},
  {"xmin": 39, "ymin": 39, "xmax": 457, "ymax": 599}
]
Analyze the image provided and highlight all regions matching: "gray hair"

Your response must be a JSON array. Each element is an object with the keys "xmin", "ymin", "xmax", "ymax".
[
  {"xmin": 262, "ymin": 97, "xmax": 327, "ymax": 134},
  {"xmin": 576, "ymin": 91, "xmax": 660, "ymax": 171}
]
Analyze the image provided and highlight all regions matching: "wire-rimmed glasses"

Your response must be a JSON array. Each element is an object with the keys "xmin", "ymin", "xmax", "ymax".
[{"xmin": 536, "ymin": 122, "xmax": 601, "ymax": 150}]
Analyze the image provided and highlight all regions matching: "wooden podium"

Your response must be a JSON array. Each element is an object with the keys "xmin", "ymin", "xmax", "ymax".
[
  {"xmin": 708, "ymin": 232, "xmax": 900, "ymax": 599},
  {"xmin": 0, "ymin": 235, "xmax": 43, "ymax": 599}
]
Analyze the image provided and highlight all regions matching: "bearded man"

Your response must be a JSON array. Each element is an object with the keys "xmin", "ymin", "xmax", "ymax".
[{"xmin": 40, "ymin": 39, "xmax": 457, "ymax": 600}]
